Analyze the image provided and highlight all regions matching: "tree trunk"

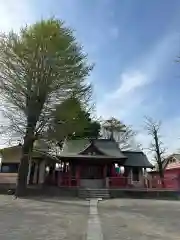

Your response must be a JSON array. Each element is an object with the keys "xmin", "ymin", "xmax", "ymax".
[
  {"xmin": 15, "ymin": 134, "xmax": 34, "ymax": 197},
  {"xmin": 154, "ymin": 129, "xmax": 165, "ymax": 187},
  {"xmin": 158, "ymin": 161, "xmax": 165, "ymax": 188}
]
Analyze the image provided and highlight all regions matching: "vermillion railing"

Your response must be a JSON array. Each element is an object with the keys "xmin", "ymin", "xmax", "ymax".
[
  {"xmin": 109, "ymin": 176, "xmax": 180, "ymax": 190},
  {"xmin": 0, "ymin": 173, "xmax": 179, "ymax": 190},
  {"xmin": 109, "ymin": 177, "xmax": 130, "ymax": 188},
  {"xmin": 150, "ymin": 177, "xmax": 180, "ymax": 190},
  {"xmin": 58, "ymin": 177, "xmax": 78, "ymax": 187}
]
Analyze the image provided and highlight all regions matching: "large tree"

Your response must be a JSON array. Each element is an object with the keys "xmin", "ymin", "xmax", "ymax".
[
  {"xmin": 0, "ymin": 19, "xmax": 92, "ymax": 196},
  {"xmin": 102, "ymin": 117, "xmax": 139, "ymax": 150}
]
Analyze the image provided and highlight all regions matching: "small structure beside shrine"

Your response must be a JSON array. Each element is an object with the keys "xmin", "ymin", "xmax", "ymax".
[
  {"xmin": 149, "ymin": 154, "xmax": 180, "ymax": 189},
  {"xmin": 0, "ymin": 141, "xmax": 56, "ymax": 187}
]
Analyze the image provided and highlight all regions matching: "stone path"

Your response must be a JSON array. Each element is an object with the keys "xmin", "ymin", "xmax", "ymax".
[{"xmin": 87, "ymin": 199, "xmax": 103, "ymax": 240}]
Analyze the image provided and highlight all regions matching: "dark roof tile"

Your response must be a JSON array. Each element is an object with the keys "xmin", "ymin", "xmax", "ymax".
[
  {"xmin": 94, "ymin": 139, "xmax": 126, "ymax": 158},
  {"xmin": 61, "ymin": 139, "xmax": 90, "ymax": 155},
  {"xmin": 122, "ymin": 151, "xmax": 153, "ymax": 168}
]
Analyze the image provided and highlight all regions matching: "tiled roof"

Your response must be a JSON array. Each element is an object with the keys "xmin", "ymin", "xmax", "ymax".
[
  {"xmin": 61, "ymin": 139, "xmax": 91, "ymax": 155},
  {"xmin": 122, "ymin": 151, "xmax": 153, "ymax": 168},
  {"xmin": 93, "ymin": 139, "xmax": 127, "ymax": 158},
  {"xmin": 60, "ymin": 139, "xmax": 126, "ymax": 159},
  {"xmin": 60, "ymin": 139, "xmax": 152, "ymax": 167}
]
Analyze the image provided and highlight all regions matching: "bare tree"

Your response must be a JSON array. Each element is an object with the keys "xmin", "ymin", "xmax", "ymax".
[
  {"xmin": 144, "ymin": 117, "xmax": 166, "ymax": 186},
  {"xmin": 101, "ymin": 117, "xmax": 140, "ymax": 150}
]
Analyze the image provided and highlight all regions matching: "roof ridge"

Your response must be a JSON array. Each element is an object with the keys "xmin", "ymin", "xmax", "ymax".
[{"xmin": 122, "ymin": 150, "xmax": 144, "ymax": 153}]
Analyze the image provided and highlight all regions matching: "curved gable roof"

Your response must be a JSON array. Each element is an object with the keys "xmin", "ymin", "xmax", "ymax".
[
  {"xmin": 61, "ymin": 139, "xmax": 91, "ymax": 155},
  {"xmin": 94, "ymin": 139, "xmax": 126, "ymax": 158},
  {"xmin": 60, "ymin": 139, "xmax": 126, "ymax": 159}
]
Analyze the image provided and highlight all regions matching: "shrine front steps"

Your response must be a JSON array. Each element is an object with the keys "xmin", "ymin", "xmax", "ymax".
[{"xmin": 78, "ymin": 188, "xmax": 110, "ymax": 199}]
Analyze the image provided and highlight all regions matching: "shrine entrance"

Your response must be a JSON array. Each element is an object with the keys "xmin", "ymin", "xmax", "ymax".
[
  {"xmin": 81, "ymin": 165, "xmax": 103, "ymax": 179},
  {"xmin": 80, "ymin": 165, "xmax": 104, "ymax": 188}
]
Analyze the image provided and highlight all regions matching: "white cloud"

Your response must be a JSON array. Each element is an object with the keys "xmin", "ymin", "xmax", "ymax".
[
  {"xmin": 161, "ymin": 117, "xmax": 180, "ymax": 154},
  {"xmin": 97, "ymin": 32, "xmax": 179, "ymax": 121},
  {"xmin": 112, "ymin": 71, "xmax": 148, "ymax": 99},
  {"xmin": 96, "ymin": 70, "xmax": 148, "ymax": 121},
  {"xmin": 96, "ymin": 31, "xmax": 180, "ymax": 158},
  {"xmin": 0, "ymin": 0, "xmax": 34, "ymax": 32},
  {"xmin": 96, "ymin": 69, "xmax": 150, "ymax": 121}
]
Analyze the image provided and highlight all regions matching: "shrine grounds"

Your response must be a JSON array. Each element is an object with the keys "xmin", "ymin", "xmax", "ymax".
[{"xmin": 0, "ymin": 195, "xmax": 180, "ymax": 240}]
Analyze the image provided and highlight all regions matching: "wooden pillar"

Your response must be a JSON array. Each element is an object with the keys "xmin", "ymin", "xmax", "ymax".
[
  {"xmin": 103, "ymin": 164, "xmax": 108, "ymax": 188},
  {"xmin": 57, "ymin": 170, "xmax": 62, "ymax": 187},
  {"xmin": 138, "ymin": 168, "xmax": 143, "ymax": 185},
  {"xmin": 52, "ymin": 164, "xmax": 56, "ymax": 185},
  {"xmin": 39, "ymin": 160, "xmax": 46, "ymax": 184},
  {"xmin": 75, "ymin": 165, "xmax": 80, "ymax": 186},
  {"xmin": 27, "ymin": 158, "xmax": 32, "ymax": 185},
  {"xmin": 128, "ymin": 168, "xmax": 133, "ymax": 184},
  {"xmin": 68, "ymin": 163, "xmax": 71, "ymax": 187},
  {"xmin": 33, "ymin": 163, "xmax": 38, "ymax": 184},
  {"xmin": 111, "ymin": 164, "xmax": 116, "ymax": 177},
  {"xmin": 103, "ymin": 164, "xmax": 107, "ymax": 178},
  {"xmin": 111, "ymin": 164, "xmax": 113, "ymax": 177}
]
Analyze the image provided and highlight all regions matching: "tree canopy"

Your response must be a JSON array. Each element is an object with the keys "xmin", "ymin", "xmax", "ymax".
[
  {"xmin": 45, "ymin": 97, "xmax": 100, "ymax": 144},
  {"xmin": 0, "ymin": 18, "xmax": 92, "ymax": 195},
  {"xmin": 70, "ymin": 112, "xmax": 101, "ymax": 140}
]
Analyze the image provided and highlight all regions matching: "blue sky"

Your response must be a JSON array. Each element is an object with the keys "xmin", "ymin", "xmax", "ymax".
[{"xmin": 0, "ymin": 0, "xmax": 180, "ymax": 154}]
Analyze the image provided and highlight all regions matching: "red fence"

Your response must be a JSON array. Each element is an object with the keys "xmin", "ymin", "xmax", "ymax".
[
  {"xmin": 0, "ymin": 173, "xmax": 179, "ymax": 190},
  {"xmin": 58, "ymin": 177, "xmax": 78, "ymax": 187},
  {"xmin": 52, "ymin": 175, "xmax": 180, "ymax": 190},
  {"xmin": 150, "ymin": 177, "xmax": 180, "ymax": 190},
  {"xmin": 109, "ymin": 177, "xmax": 146, "ymax": 189},
  {"xmin": 109, "ymin": 177, "xmax": 130, "ymax": 188},
  {"xmin": 109, "ymin": 176, "xmax": 180, "ymax": 190}
]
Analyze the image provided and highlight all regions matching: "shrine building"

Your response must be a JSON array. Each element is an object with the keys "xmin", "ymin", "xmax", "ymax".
[{"xmin": 0, "ymin": 139, "xmax": 153, "ymax": 189}]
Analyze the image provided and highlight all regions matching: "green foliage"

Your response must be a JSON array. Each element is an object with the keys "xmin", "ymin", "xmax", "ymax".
[
  {"xmin": 0, "ymin": 18, "xmax": 93, "ymax": 194},
  {"xmin": 46, "ymin": 97, "xmax": 101, "ymax": 143},
  {"xmin": 0, "ymin": 18, "xmax": 92, "ymax": 138},
  {"xmin": 46, "ymin": 97, "xmax": 89, "ymax": 141},
  {"xmin": 70, "ymin": 112, "xmax": 101, "ymax": 140}
]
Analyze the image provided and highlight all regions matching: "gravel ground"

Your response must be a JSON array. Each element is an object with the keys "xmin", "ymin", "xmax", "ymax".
[
  {"xmin": 0, "ymin": 195, "xmax": 89, "ymax": 240},
  {"xmin": 1, "ymin": 196, "xmax": 180, "ymax": 240},
  {"xmin": 99, "ymin": 199, "xmax": 180, "ymax": 240}
]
